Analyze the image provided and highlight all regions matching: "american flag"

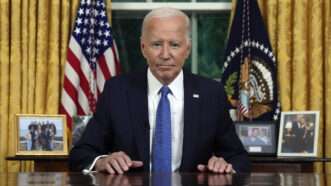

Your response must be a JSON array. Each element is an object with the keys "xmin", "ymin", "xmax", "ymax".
[{"xmin": 60, "ymin": 0, "xmax": 120, "ymax": 129}]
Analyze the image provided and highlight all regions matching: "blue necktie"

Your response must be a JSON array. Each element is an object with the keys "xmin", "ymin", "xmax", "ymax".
[{"xmin": 152, "ymin": 86, "xmax": 172, "ymax": 172}]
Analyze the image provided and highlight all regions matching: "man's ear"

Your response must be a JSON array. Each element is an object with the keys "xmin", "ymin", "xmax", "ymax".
[
  {"xmin": 140, "ymin": 38, "xmax": 146, "ymax": 58},
  {"xmin": 185, "ymin": 42, "xmax": 192, "ymax": 59}
]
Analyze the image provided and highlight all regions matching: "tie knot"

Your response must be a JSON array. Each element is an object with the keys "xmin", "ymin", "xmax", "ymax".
[{"xmin": 159, "ymin": 86, "xmax": 171, "ymax": 96}]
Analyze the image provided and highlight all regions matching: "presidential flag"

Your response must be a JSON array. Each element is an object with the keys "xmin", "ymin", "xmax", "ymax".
[
  {"xmin": 221, "ymin": 0, "xmax": 280, "ymax": 121},
  {"xmin": 60, "ymin": 0, "xmax": 121, "ymax": 129}
]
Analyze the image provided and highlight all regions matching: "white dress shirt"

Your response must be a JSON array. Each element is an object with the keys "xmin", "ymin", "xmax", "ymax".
[{"xmin": 147, "ymin": 68, "xmax": 184, "ymax": 172}]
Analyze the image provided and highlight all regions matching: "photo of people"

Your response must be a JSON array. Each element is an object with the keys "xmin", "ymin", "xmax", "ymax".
[
  {"xmin": 241, "ymin": 127, "xmax": 268, "ymax": 146},
  {"xmin": 278, "ymin": 111, "xmax": 320, "ymax": 157},
  {"xmin": 235, "ymin": 123, "xmax": 276, "ymax": 154},
  {"xmin": 18, "ymin": 115, "xmax": 66, "ymax": 153}
]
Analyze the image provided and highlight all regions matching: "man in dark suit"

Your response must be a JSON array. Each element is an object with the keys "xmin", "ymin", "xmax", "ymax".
[
  {"xmin": 69, "ymin": 7, "xmax": 250, "ymax": 174},
  {"xmin": 243, "ymin": 128, "xmax": 266, "ymax": 146},
  {"xmin": 291, "ymin": 114, "xmax": 308, "ymax": 152}
]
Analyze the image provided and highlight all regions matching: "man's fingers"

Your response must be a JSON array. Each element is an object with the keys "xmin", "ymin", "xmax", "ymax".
[
  {"xmin": 207, "ymin": 156, "xmax": 217, "ymax": 171},
  {"xmin": 217, "ymin": 164, "xmax": 226, "ymax": 173},
  {"xmin": 117, "ymin": 157, "xmax": 129, "ymax": 171},
  {"xmin": 202, "ymin": 156, "xmax": 235, "ymax": 174},
  {"xmin": 198, "ymin": 162, "xmax": 234, "ymax": 174},
  {"xmin": 131, "ymin": 161, "xmax": 144, "ymax": 168},
  {"xmin": 215, "ymin": 159, "xmax": 227, "ymax": 173},
  {"xmin": 225, "ymin": 164, "xmax": 233, "ymax": 173},
  {"xmin": 118, "ymin": 151, "xmax": 133, "ymax": 167},
  {"xmin": 95, "ymin": 151, "xmax": 143, "ymax": 174},
  {"xmin": 213, "ymin": 160, "xmax": 223, "ymax": 173},
  {"xmin": 105, "ymin": 162, "xmax": 115, "ymax": 174},
  {"xmin": 197, "ymin": 164, "xmax": 207, "ymax": 172},
  {"xmin": 110, "ymin": 159, "xmax": 124, "ymax": 174},
  {"xmin": 108, "ymin": 159, "xmax": 142, "ymax": 174}
]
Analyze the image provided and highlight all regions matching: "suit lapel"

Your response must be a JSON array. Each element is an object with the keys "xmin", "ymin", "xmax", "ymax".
[
  {"xmin": 181, "ymin": 73, "xmax": 201, "ymax": 171},
  {"xmin": 126, "ymin": 71, "xmax": 150, "ymax": 170}
]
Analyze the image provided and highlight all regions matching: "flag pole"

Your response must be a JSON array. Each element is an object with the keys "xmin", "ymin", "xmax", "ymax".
[{"xmin": 246, "ymin": 0, "xmax": 253, "ymax": 121}]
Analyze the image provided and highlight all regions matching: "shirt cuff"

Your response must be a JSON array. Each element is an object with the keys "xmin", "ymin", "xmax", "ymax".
[{"xmin": 82, "ymin": 155, "xmax": 109, "ymax": 174}]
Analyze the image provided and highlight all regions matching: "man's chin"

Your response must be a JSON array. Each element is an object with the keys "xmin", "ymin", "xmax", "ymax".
[{"xmin": 157, "ymin": 73, "xmax": 176, "ymax": 84}]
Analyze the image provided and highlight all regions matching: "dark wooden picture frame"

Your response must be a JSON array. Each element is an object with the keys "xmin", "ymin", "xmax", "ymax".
[{"xmin": 235, "ymin": 121, "xmax": 276, "ymax": 155}]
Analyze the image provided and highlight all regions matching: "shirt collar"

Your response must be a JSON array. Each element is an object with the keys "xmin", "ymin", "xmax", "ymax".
[{"xmin": 147, "ymin": 68, "xmax": 184, "ymax": 99}]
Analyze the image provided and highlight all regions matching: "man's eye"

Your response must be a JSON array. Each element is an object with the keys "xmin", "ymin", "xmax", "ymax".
[
  {"xmin": 171, "ymin": 43, "xmax": 180, "ymax": 48},
  {"xmin": 151, "ymin": 43, "xmax": 161, "ymax": 48}
]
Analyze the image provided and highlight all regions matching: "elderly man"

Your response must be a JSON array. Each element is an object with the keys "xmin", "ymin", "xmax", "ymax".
[{"xmin": 69, "ymin": 7, "xmax": 250, "ymax": 174}]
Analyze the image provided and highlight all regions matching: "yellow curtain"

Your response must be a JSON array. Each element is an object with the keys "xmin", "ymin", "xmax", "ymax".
[
  {"xmin": 0, "ymin": 0, "xmax": 114, "ymax": 172},
  {"xmin": 325, "ymin": 0, "xmax": 331, "ymax": 174},
  {"xmin": 257, "ymin": 0, "xmax": 331, "ymax": 173}
]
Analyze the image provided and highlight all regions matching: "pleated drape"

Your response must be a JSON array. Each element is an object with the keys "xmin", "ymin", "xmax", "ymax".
[
  {"xmin": 0, "ymin": 0, "xmax": 113, "ymax": 172},
  {"xmin": 0, "ymin": 0, "xmax": 11, "ymax": 173},
  {"xmin": 257, "ymin": 0, "xmax": 330, "ymax": 173},
  {"xmin": 325, "ymin": 0, "xmax": 331, "ymax": 174}
]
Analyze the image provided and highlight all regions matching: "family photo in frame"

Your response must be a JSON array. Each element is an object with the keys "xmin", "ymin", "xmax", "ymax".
[
  {"xmin": 235, "ymin": 122, "xmax": 276, "ymax": 155},
  {"xmin": 16, "ymin": 114, "xmax": 68, "ymax": 156},
  {"xmin": 277, "ymin": 111, "xmax": 320, "ymax": 157}
]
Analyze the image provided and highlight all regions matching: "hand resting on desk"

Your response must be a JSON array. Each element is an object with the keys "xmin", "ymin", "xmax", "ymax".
[
  {"xmin": 96, "ymin": 152, "xmax": 234, "ymax": 174},
  {"xmin": 95, "ymin": 151, "xmax": 143, "ymax": 174},
  {"xmin": 197, "ymin": 155, "xmax": 235, "ymax": 174}
]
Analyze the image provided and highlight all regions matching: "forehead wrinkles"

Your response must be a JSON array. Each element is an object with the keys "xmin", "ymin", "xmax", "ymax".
[
  {"xmin": 143, "ymin": 19, "xmax": 188, "ymax": 44},
  {"xmin": 143, "ymin": 16, "xmax": 188, "ymax": 38}
]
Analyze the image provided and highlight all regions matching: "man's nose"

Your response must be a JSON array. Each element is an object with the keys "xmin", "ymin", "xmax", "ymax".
[{"xmin": 160, "ymin": 45, "xmax": 170, "ymax": 59}]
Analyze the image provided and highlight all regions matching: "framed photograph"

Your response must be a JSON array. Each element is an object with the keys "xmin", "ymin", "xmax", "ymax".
[
  {"xmin": 71, "ymin": 115, "xmax": 92, "ymax": 148},
  {"xmin": 15, "ymin": 114, "xmax": 68, "ymax": 156},
  {"xmin": 277, "ymin": 111, "xmax": 320, "ymax": 157},
  {"xmin": 235, "ymin": 121, "xmax": 276, "ymax": 155}
]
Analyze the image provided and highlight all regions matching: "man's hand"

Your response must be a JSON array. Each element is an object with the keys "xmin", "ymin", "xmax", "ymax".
[
  {"xmin": 95, "ymin": 151, "xmax": 143, "ymax": 174},
  {"xmin": 197, "ymin": 156, "xmax": 235, "ymax": 174}
]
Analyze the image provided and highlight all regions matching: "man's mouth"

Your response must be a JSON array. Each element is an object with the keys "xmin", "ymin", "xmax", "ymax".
[{"xmin": 157, "ymin": 64, "xmax": 175, "ymax": 70}]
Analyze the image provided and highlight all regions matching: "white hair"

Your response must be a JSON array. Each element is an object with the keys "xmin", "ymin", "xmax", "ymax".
[{"xmin": 141, "ymin": 7, "xmax": 191, "ymax": 41}]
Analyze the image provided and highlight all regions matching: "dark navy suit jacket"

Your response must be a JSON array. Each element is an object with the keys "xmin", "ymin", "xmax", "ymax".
[{"xmin": 69, "ymin": 70, "xmax": 250, "ymax": 172}]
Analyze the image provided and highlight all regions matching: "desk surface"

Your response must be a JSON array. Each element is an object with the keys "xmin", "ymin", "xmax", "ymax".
[
  {"xmin": 0, "ymin": 172, "xmax": 328, "ymax": 186},
  {"xmin": 7, "ymin": 155, "xmax": 331, "ymax": 162},
  {"xmin": 7, "ymin": 156, "xmax": 331, "ymax": 173}
]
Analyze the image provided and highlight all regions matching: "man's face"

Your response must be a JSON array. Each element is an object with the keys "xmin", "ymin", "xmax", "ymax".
[
  {"xmin": 251, "ymin": 129, "xmax": 259, "ymax": 137},
  {"xmin": 296, "ymin": 115, "xmax": 305, "ymax": 124},
  {"xmin": 141, "ymin": 16, "xmax": 191, "ymax": 84}
]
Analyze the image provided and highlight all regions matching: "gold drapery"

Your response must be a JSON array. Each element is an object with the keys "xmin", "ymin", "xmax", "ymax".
[
  {"xmin": 0, "ymin": 0, "xmax": 113, "ymax": 172},
  {"xmin": 257, "ymin": 0, "xmax": 331, "ymax": 172}
]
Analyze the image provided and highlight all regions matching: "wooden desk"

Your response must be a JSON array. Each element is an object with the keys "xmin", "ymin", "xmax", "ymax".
[
  {"xmin": 0, "ymin": 172, "xmax": 328, "ymax": 186},
  {"xmin": 6, "ymin": 156, "xmax": 331, "ymax": 172},
  {"xmin": 6, "ymin": 156, "xmax": 69, "ymax": 172},
  {"xmin": 251, "ymin": 157, "xmax": 331, "ymax": 172}
]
